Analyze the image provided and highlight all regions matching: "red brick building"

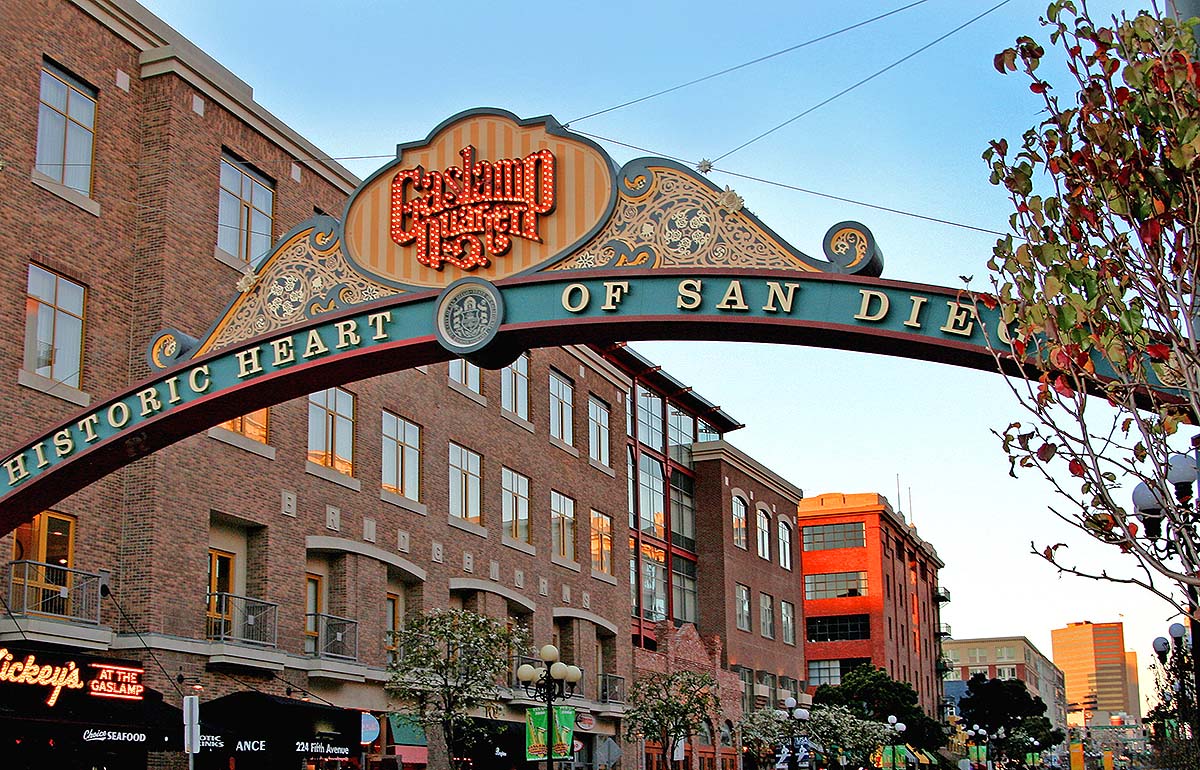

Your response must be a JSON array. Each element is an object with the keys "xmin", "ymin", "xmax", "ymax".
[
  {"xmin": 795, "ymin": 493, "xmax": 947, "ymax": 716},
  {"xmin": 0, "ymin": 2, "xmax": 948, "ymax": 768}
]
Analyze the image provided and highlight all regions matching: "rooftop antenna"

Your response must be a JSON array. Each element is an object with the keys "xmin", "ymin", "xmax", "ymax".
[
  {"xmin": 908, "ymin": 487, "xmax": 915, "ymax": 525},
  {"xmin": 895, "ymin": 474, "xmax": 904, "ymax": 521}
]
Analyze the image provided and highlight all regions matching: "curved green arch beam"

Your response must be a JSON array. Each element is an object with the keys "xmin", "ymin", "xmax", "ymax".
[{"xmin": 0, "ymin": 267, "xmax": 1010, "ymax": 535}]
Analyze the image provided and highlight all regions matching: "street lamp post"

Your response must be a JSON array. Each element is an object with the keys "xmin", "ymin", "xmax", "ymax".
[
  {"xmin": 886, "ymin": 715, "xmax": 907, "ymax": 770},
  {"xmin": 1132, "ymin": 446, "xmax": 1200, "ymax": 743},
  {"xmin": 517, "ymin": 644, "xmax": 582, "ymax": 770},
  {"xmin": 1153, "ymin": 623, "xmax": 1197, "ymax": 751},
  {"xmin": 774, "ymin": 696, "xmax": 810, "ymax": 770},
  {"xmin": 965, "ymin": 725, "xmax": 988, "ymax": 770}
]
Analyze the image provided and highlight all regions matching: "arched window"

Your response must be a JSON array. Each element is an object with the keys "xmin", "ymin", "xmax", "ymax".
[
  {"xmin": 756, "ymin": 509, "xmax": 770, "ymax": 559},
  {"xmin": 732, "ymin": 496, "xmax": 748, "ymax": 549},
  {"xmin": 778, "ymin": 520, "xmax": 793, "ymax": 570}
]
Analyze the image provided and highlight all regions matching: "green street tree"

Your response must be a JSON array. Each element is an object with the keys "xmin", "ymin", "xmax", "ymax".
[
  {"xmin": 812, "ymin": 664, "xmax": 947, "ymax": 755},
  {"xmin": 804, "ymin": 704, "xmax": 893, "ymax": 767},
  {"xmin": 980, "ymin": 0, "xmax": 1200, "ymax": 624},
  {"xmin": 384, "ymin": 608, "xmax": 527, "ymax": 770},
  {"xmin": 737, "ymin": 707, "xmax": 790, "ymax": 770},
  {"xmin": 623, "ymin": 670, "xmax": 721, "ymax": 767},
  {"xmin": 957, "ymin": 674, "xmax": 1065, "ymax": 761}
]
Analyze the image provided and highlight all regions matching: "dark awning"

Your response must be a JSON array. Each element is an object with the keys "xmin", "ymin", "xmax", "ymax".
[{"xmin": 194, "ymin": 691, "xmax": 359, "ymax": 763}]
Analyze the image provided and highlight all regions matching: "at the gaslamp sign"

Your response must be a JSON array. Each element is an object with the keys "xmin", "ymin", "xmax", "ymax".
[{"xmin": 390, "ymin": 145, "xmax": 557, "ymax": 271}]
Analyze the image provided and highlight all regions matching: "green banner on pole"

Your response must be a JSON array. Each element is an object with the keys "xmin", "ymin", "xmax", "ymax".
[{"xmin": 526, "ymin": 706, "xmax": 576, "ymax": 761}]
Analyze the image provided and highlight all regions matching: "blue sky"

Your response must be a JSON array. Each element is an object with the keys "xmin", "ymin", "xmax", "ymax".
[{"xmin": 138, "ymin": 0, "xmax": 1172, "ymax": 710}]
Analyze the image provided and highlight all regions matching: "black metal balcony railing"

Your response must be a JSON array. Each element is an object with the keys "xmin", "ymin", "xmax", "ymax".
[
  {"xmin": 934, "ymin": 585, "xmax": 951, "ymax": 603},
  {"xmin": 8, "ymin": 560, "xmax": 101, "ymax": 624},
  {"xmin": 599, "ymin": 672, "xmax": 626, "ymax": 704},
  {"xmin": 306, "ymin": 612, "xmax": 358, "ymax": 661},
  {"xmin": 205, "ymin": 592, "xmax": 278, "ymax": 647},
  {"xmin": 938, "ymin": 622, "xmax": 953, "ymax": 637}
]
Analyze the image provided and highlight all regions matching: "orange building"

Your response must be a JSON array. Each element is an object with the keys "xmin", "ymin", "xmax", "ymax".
[
  {"xmin": 796, "ymin": 493, "xmax": 947, "ymax": 716},
  {"xmin": 1051, "ymin": 621, "xmax": 1141, "ymax": 724}
]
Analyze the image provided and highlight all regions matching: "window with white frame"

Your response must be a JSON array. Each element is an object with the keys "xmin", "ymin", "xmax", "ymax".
[
  {"xmin": 735, "ymin": 584, "xmax": 751, "ymax": 631},
  {"xmin": 732, "ymin": 496, "xmax": 748, "ymax": 549},
  {"xmin": 760, "ymin": 593, "xmax": 775, "ymax": 639},
  {"xmin": 778, "ymin": 520, "xmax": 793, "ymax": 570},
  {"xmin": 588, "ymin": 396, "xmax": 610, "ymax": 465},
  {"xmin": 217, "ymin": 154, "xmax": 274, "ymax": 265},
  {"xmin": 307, "ymin": 388, "xmax": 354, "ymax": 476},
  {"xmin": 551, "ymin": 490, "xmax": 575, "ymax": 560},
  {"xmin": 449, "ymin": 359, "xmax": 481, "ymax": 394},
  {"xmin": 501, "ymin": 353, "xmax": 529, "ymax": 419},
  {"xmin": 24, "ymin": 264, "xmax": 85, "ymax": 388},
  {"xmin": 590, "ymin": 510, "xmax": 613, "ymax": 574},
  {"xmin": 382, "ymin": 411, "xmax": 420, "ymax": 501},
  {"xmin": 449, "ymin": 443, "xmax": 482, "ymax": 524},
  {"xmin": 781, "ymin": 600, "xmax": 796, "ymax": 645},
  {"xmin": 756, "ymin": 509, "xmax": 771, "ymax": 560},
  {"xmin": 997, "ymin": 666, "xmax": 1018, "ymax": 680},
  {"xmin": 549, "ymin": 370, "xmax": 573, "ymax": 444},
  {"xmin": 36, "ymin": 61, "xmax": 96, "ymax": 196},
  {"xmin": 501, "ymin": 467, "xmax": 529, "ymax": 542}
]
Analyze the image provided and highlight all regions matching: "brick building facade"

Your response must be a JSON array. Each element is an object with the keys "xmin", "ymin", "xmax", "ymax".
[
  {"xmin": 795, "ymin": 493, "xmax": 947, "ymax": 717},
  {"xmin": 0, "ymin": 1, "xmax": 947, "ymax": 768}
]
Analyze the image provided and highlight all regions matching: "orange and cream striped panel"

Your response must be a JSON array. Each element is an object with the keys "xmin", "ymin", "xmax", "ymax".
[{"xmin": 343, "ymin": 113, "xmax": 614, "ymax": 289}]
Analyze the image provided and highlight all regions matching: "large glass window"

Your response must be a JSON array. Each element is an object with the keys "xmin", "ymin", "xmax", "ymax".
[
  {"xmin": 501, "ymin": 353, "xmax": 529, "ymax": 419},
  {"xmin": 805, "ymin": 571, "xmax": 869, "ymax": 599},
  {"xmin": 806, "ymin": 614, "xmax": 871, "ymax": 642},
  {"xmin": 24, "ymin": 264, "xmax": 85, "ymax": 388},
  {"xmin": 307, "ymin": 388, "xmax": 354, "ymax": 476},
  {"xmin": 382, "ymin": 412, "xmax": 421, "ymax": 500},
  {"xmin": 671, "ymin": 556, "xmax": 697, "ymax": 624},
  {"xmin": 549, "ymin": 371, "xmax": 574, "ymax": 444},
  {"xmin": 640, "ymin": 542, "xmax": 668, "ymax": 621},
  {"xmin": 502, "ymin": 468, "xmax": 530, "ymax": 543},
  {"xmin": 217, "ymin": 154, "xmax": 273, "ymax": 265},
  {"xmin": 636, "ymin": 385, "xmax": 664, "ymax": 450},
  {"xmin": 221, "ymin": 409, "xmax": 269, "ymax": 444},
  {"xmin": 591, "ymin": 510, "xmax": 613, "ymax": 574},
  {"xmin": 697, "ymin": 420, "xmax": 720, "ymax": 442},
  {"xmin": 551, "ymin": 490, "xmax": 576, "ymax": 560},
  {"xmin": 802, "ymin": 522, "xmax": 866, "ymax": 551},
  {"xmin": 449, "ymin": 359, "xmax": 481, "ymax": 394},
  {"xmin": 732, "ymin": 496, "xmax": 748, "ymax": 549},
  {"xmin": 781, "ymin": 600, "xmax": 796, "ymax": 645},
  {"xmin": 627, "ymin": 447, "xmax": 636, "ymax": 529},
  {"xmin": 638, "ymin": 455, "xmax": 665, "ymax": 539},
  {"xmin": 588, "ymin": 396, "xmax": 610, "ymax": 466},
  {"xmin": 36, "ymin": 62, "xmax": 96, "ymax": 195},
  {"xmin": 756, "ymin": 510, "xmax": 771, "ymax": 560},
  {"xmin": 669, "ymin": 470, "xmax": 695, "ymax": 551},
  {"xmin": 449, "ymin": 443, "xmax": 482, "ymax": 524},
  {"xmin": 667, "ymin": 407, "xmax": 694, "ymax": 467},
  {"xmin": 760, "ymin": 593, "xmax": 775, "ymax": 639},
  {"xmin": 735, "ymin": 584, "xmax": 751, "ymax": 631},
  {"xmin": 629, "ymin": 536, "xmax": 639, "ymax": 616},
  {"xmin": 807, "ymin": 660, "xmax": 841, "ymax": 687},
  {"xmin": 778, "ymin": 521, "xmax": 793, "ymax": 570}
]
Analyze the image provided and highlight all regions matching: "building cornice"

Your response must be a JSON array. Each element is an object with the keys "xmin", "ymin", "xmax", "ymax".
[
  {"xmin": 70, "ymin": 0, "xmax": 359, "ymax": 193},
  {"xmin": 691, "ymin": 440, "xmax": 803, "ymax": 503}
]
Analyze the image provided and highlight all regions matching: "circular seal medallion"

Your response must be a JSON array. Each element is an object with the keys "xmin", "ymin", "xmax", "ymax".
[{"xmin": 434, "ymin": 277, "xmax": 505, "ymax": 355}]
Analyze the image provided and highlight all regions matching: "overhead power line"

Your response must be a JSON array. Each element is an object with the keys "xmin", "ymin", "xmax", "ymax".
[
  {"xmin": 565, "ymin": 0, "xmax": 932, "ymax": 126},
  {"xmin": 711, "ymin": 0, "xmax": 1014, "ymax": 163}
]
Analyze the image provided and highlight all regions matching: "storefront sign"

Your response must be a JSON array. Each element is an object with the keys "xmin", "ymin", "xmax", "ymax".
[
  {"xmin": 82, "ymin": 729, "xmax": 146, "ymax": 743},
  {"xmin": 0, "ymin": 647, "xmax": 143, "ymax": 707}
]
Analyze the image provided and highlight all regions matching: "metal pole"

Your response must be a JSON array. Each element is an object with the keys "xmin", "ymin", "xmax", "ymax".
[{"xmin": 547, "ymin": 671, "xmax": 556, "ymax": 770}]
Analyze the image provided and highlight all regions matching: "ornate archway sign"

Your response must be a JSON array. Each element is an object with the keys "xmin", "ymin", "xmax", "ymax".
[{"xmin": 0, "ymin": 108, "xmax": 1024, "ymax": 535}]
